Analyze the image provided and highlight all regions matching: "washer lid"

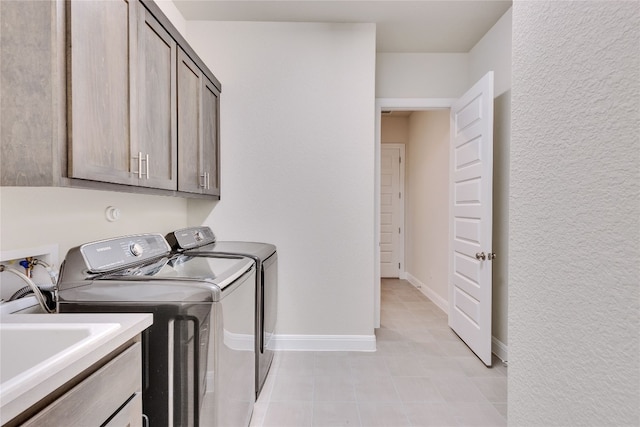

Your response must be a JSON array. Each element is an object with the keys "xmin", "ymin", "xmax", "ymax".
[{"xmin": 102, "ymin": 254, "xmax": 254, "ymax": 291}]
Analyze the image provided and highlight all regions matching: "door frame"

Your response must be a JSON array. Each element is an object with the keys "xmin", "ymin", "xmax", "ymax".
[{"xmin": 374, "ymin": 98, "xmax": 455, "ymax": 328}]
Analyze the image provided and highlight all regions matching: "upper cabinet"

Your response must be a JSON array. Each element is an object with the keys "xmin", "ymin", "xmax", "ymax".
[
  {"xmin": 67, "ymin": 0, "xmax": 138, "ymax": 186},
  {"xmin": 0, "ymin": 0, "xmax": 219, "ymax": 199},
  {"xmin": 177, "ymin": 49, "xmax": 220, "ymax": 197},
  {"xmin": 202, "ymin": 78, "xmax": 220, "ymax": 196},
  {"xmin": 136, "ymin": 3, "xmax": 178, "ymax": 190}
]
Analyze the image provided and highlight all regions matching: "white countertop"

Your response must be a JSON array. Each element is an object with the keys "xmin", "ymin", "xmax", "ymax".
[{"xmin": 0, "ymin": 313, "xmax": 153, "ymax": 425}]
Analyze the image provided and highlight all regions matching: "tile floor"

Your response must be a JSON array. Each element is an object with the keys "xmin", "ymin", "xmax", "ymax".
[{"xmin": 250, "ymin": 279, "xmax": 507, "ymax": 426}]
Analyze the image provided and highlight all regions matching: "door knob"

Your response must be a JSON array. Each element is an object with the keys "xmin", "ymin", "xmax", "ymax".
[
  {"xmin": 475, "ymin": 252, "xmax": 486, "ymax": 261},
  {"xmin": 488, "ymin": 252, "xmax": 497, "ymax": 260}
]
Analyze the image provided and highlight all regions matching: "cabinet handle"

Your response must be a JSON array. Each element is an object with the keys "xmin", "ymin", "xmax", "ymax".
[
  {"xmin": 136, "ymin": 152, "xmax": 143, "ymax": 179},
  {"xmin": 200, "ymin": 172, "xmax": 212, "ymax": 189},
  {"xmin": 135, "ymin": 153, "xmax": 150, "ymax": 180}
]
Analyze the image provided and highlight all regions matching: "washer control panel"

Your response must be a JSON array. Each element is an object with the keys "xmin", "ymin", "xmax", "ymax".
[
  {"xmin": 80, "ymin": 234, "xmax": 171, "ymax": 273},
  {"xmin": 166, "ymin": 227, "xmax": 216, "ymax": 250}
]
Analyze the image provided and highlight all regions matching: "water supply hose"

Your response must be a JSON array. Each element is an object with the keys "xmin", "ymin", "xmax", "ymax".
[
  {"xmin": 32, "ymin": 258, "xmax": 59, "ymax": 285},
  {"xmin": 0, "ymin": 265, "xmax": 55, "ymax": 313}
]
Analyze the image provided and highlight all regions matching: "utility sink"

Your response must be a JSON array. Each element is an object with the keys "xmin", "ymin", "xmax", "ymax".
[
  {"xmin": 0, "ymin": 313, "xmax": 152, "ymax": 425},
  {"xmin": 0, "ymin": 322, "xmax": 119, "ymax": 385}
]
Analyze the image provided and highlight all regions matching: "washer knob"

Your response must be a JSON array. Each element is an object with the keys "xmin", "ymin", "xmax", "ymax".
[{"xmin": 129, "ymin": 242, "xmax": 143, "ymax": 257}]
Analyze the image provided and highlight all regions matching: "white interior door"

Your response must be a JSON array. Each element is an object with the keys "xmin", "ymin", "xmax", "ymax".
[
  {"xmin": 380, "ymin": 145, "xmax": 404, "ymax": 278},
  {"xmin": 448, "ymin": 71, "xmax": 494, "ymax": 366}
]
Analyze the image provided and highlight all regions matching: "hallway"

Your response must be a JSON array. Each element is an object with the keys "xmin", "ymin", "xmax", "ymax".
[{"xmin": 250, "ymin": 279, "xmax": 507, "ymax": 426}]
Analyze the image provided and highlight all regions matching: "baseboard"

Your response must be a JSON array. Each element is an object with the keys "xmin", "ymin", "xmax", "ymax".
[
  {"xmin": 405, "ymin": 272, "xmax": 449, "ymax": 313},
  {"xmin": 492, "ymin": 336, "xmax": 508, "ymax": 362},
  {"xmin": 404, "ymin": 273, "xmax": 509, "ymax": 362},
  {"xmin": 272, "ymin": 334, "xmax": 377, "ymax": 352}
]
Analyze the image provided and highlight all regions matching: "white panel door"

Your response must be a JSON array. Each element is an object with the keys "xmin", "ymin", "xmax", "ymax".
[
  {"xmin": 449, "ymin": 72, "xmax": 494, "ymax": 366},
  {"xmin": 380, "ymin": 145, "xmax": 403, "ymax": 278}
]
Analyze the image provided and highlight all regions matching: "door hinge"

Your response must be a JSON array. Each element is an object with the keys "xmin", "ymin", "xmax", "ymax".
[
  {"xmin": 399, "ymin": 192, "xmax": 401, "ymax": 199},
  {"xmin": 399, "ymin": 156, "xmax": 402, "ymax": 164},
  {"xmin": 398, "ymin": 227, "xmax": 401, "ymax": 234},
  {"xmin": 398, "ymin": 262, "xmax": 401, "ymax": 269}
]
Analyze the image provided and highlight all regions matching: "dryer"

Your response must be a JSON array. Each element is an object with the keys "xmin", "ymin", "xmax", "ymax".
[
  {"xmin": 57, "ymin": 234, "xmax": 255, "ymax": 427},
  {"xmin": 166, "ymin": 227, "xmax": 277, "ymax": 399}
]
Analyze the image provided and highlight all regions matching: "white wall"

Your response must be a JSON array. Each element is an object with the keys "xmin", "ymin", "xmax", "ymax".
[
  {"xmin": 469, "ymin": 9, "xmax": 512, "ymax": 97},
  {"xmin": 404, "ymin": 111, "xmax": 450, "ymax": 307},
  {"xmin": 375, "ymin": 9, "xmax": 511, "ymax": 99},
  {"xmin": 0, "ymin": 187, "xmax": 187, "ymax": 265},
  {"xmin": 376, "ymin": 9, "xmax": 511, "ymax": 100},
  {"xmin": 186, "ymin": 21, "xmax": 377, "ymax": 339},
  {"xmin": 154, "ymin": 0, "xmax": 187, "ymax": 35},
  {"xmin": 488, "ymin": 90, "xmax": 510, "ymax": 355},
  {"xmin": 376, "ymin": 53, "xmax": 469, "ymax": 99},
  {"xmin": 511, "ymin": 1, "xmax": 639, "ymax": 424}
]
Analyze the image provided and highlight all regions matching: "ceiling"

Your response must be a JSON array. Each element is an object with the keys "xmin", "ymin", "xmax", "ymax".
[{"xmin": 171, "ymin": 0, "xmax": 512, "ymax": 53}]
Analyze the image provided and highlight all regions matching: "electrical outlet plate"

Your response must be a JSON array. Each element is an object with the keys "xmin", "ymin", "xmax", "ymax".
[{"xmin": 0, "ymin": 244, "xmax": 59, "ymax": 302}]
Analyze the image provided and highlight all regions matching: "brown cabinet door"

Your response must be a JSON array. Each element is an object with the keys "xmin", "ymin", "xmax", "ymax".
[
  {"xmin": 177, "ymin": 48, "xmax": 221, "ymax": 197},
  {"xmin": 177, "ymin": 48, "xmax": 203, "ymax": 194},
  {"xmin": 67, "ymin": 0, "xmax": 137, "ymax": 185},
  {"xmin": 202, "ymin": 77, "xmax": 220, "ymax": 196},
  {"xmin": 0, "ymin": 1, "xmax": 59, "ymax": 186},
  {"xmin": 137, "ymin": 3, "xmax": 177, "ymax": 190}
]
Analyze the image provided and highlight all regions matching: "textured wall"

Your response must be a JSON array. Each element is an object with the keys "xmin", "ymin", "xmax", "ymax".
[{"xmin": 510, "ymin": 1, "xmax": 639, "ymax": 425}]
